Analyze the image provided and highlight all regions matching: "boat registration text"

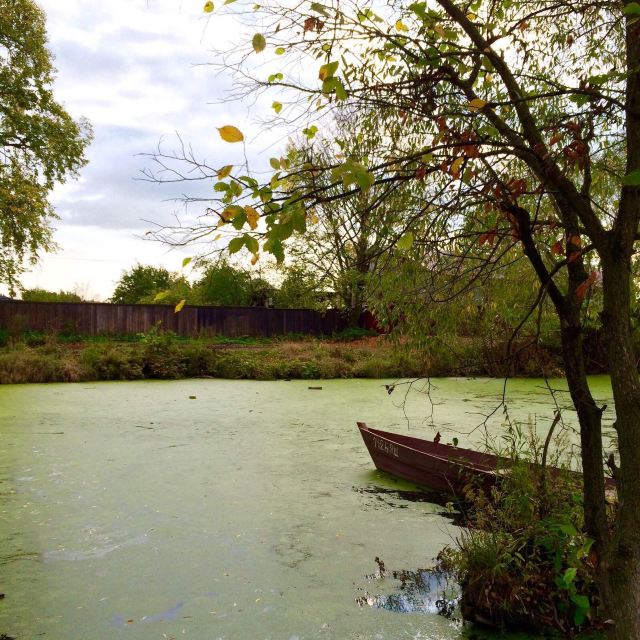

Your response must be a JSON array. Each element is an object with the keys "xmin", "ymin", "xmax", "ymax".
[{"xmin": 373, "ymin": 436, "xmax": 399, "ymax": 458}]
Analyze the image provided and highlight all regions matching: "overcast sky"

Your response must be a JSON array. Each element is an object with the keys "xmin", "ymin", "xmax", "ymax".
[{"xmin": 12, "ymin": 0, "xmax": 282, "ymax": 300}]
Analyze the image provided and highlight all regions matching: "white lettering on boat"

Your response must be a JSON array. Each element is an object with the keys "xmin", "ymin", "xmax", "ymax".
[{"xmin": 373, "ymin": 436, "xmax": 399, "ymax": 458}]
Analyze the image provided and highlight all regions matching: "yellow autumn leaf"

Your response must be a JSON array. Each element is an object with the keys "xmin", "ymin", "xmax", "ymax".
[
  {"xmin": 309, "ymin": 213, "xmax": 319, "ymax": 224},
  {"xmin": 221, "ymin": 207, "xmax": 240, "ymax": 222},
  {"xmin": 251, "ymin": 253, "xmax": 260, "ymax": 265},
  {"xmin": 217, "ymin": 125, "xmax": 244, "ymax": 143},
  {"xmin": 395, "ymin": 19, "xmax": 409, "ymax": 32},
  {"xmin": 451, "ymin": 157, "xmax": 464, "ymax": 177},
  {"xmin": 467, "ymin": 98, "xmax": 488, "ymax": 112},
  {"xmin": 174, "ymin": 299, "xmax": 186, "ymax": 313},
  {"xmin": 466, "ymin": 12, "xmax": 477, "ymax": 20},
  {"xmin": 244, "ymin": 205, "xmax": 260, "ymax": 230},
  {"xmin": 217, "ymin": 164, "xmax": 233, "ymax": 178},
  {"xmin": 203, "ymin": 1, "xmax": 214, "ymax": 12}
]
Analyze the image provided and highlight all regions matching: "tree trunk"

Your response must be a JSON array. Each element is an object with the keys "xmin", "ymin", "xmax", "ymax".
[
  {"xmin": 599, "ymin": 249, "xmax": 640, "ymax": 639},
  {"xmin": 560, "ymin": 323, "xmax": 609, "ymax": 550},
  {"xmin": 597, "ymin": 8, "xmax": 640, "ymax": 633}
]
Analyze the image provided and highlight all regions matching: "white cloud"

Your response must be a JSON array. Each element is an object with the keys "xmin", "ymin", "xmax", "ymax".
[{"xmin": 11, "ymin": 0, "xmax": 271, "ymax": 299}]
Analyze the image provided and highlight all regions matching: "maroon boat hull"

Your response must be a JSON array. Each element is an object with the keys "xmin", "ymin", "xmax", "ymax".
[
  {"xmin": 357, "ymin": 422, "xmax": 616, "ymax": 498},
  {"xmin": 357, "ymin": 422, "xmax": 498, "ymax": 497}
]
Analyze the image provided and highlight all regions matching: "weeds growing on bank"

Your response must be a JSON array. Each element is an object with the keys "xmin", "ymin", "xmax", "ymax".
[
  {"xmin": 0, "ymin": 324, "xmax": 565, "ymax": 384},
  {"xmin": 437, "ymin": 421, "xmax": 615, "ymax": 636}
]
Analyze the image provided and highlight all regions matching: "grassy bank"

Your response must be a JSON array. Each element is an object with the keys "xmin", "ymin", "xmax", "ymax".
[{"xmin": 0, "ymin": 327, "xmax": 565, "ymax": 384}]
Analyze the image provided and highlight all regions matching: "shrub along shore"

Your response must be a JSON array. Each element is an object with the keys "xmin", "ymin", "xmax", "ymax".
[{"xmin": 0, "ymin": 325, "xmax": 579, "ymax": 384}]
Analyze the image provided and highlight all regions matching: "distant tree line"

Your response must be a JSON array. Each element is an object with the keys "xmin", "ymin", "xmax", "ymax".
[
  {"xmin": 21, "ymin": 288, "xmax": 84, "ymax": 303},
  {"xmin": 108, "ymin": 260, "xmax": 332, "ymax": 310}
]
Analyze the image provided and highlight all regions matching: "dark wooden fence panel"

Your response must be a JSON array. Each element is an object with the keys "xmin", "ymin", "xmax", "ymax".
[{"xmin": 0, "ymin": 300, "xmax": 348, "ymax": 337}]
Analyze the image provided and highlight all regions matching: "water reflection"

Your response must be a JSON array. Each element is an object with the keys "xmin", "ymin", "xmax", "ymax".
[{"xmin": 356, "ymin": 560, "xmax": 460, "ymax": 618}]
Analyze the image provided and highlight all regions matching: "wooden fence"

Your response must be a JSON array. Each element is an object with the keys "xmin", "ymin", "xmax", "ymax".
[{"xmin": 0, "ymin": 300, "xmax": 349, "ymax": 337}]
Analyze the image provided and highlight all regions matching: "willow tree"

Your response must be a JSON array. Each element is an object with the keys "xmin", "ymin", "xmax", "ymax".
[
  {"xmin": 148, "ymin": 0, "xmax": 640, "ymax": 633},
  {"xmin": 0, "ymin": 0, "xmax": 91, "ymax": 292}
]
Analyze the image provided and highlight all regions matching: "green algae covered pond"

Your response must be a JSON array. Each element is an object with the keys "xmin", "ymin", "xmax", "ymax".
[{"xmin": 0, "ymin": 377, "xmax": 615, "ymax": 639}]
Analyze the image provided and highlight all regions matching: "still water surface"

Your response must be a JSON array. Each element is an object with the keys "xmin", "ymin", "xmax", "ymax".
[{"xmin": 0, "ymin": 377, "xmax": 614, "ymax": 639}]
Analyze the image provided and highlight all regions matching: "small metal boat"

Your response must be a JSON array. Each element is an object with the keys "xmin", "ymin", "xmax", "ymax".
[{"xmin": 357, "ymin": 422, "xmax": 502, "ymax": 497}]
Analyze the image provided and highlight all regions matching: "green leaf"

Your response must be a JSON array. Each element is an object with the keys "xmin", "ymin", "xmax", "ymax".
[
  {"xmin": 623, "ymin": 169, "xmax": 640, "ymax": 186},
  {"xmin": 408, "ymin": 2, "xmax": 428, "ymax": 21},
  {"xmin": 588, "ymin": 73, "xmax": 613, "ymax": 86},
  {"xmin": 357, "ymin": 8, "xmax": 381, "ymax": 22},
  {"xmin": 264, "ymin": 237, "xmax": 285, "ymax": 263},
  {"xmin": 322, "ymin": 76, "xmax": 337, "ymax": 94},
  {"xmin": 310, "ymin": 2, "xmax": 330, "ymax": 16},
  {"xmin": 334, "ymin": 78, "xmax": 347, "ymax": 101},
  {"xmin": 623, "ymin": 2, "xmax": 640, "ymax": 14},
  {"xmin": 228, "ymin": 237, "xmax": 245, "ymax": 253},
  {"xmin": 319, "ymin": 60, "xmax": 339, "ymax": 80},
  {"xmin": 182, "ymin": 257, "xmax": 192, "ymax": 268},
  {"xmin": 571, "ymin": 594, "xmax": 590, "ymax": 609},
  {"xmin": 397, "ymin": 232, "xmax": 414, "ymax": 251},
  {"xmin": 270, "ymin": 219, "xmax": 294, "ymax": 241},
  {"xmin": 244, "ymin": 234, "xmax": 259, "ymax": 254},
  {"xmin": 270, "ymin": 157, "xmax": 281, "ymax": 170},
  {"xmin": 574, "ymin": 606, "xmax": 587, "ymax": 627},
  {"xmin": 571, "ymin": 594, "xmax": 590, "ymax": 626},
  {"xmin": 272, "ymin": 101, "xmax": 283, "ymax": 114},
  {"xmin": 558, "ymin": 523, "xmax": 579, "ymax": 536},
  {"xmin": 302, "ymin": 125, "xmax": 318, "ymax": 139},
  {"xmin": 291, "ymin": 208, "xmax": 307, "ymax": 233},
  {"xmin": 569, "ymin": 93, "xmax": 590, "ymax": 107},
  {"xmin": 352, "ymin": 167, "xmax": 375, "ymax": 190},
  {"xmin": 563, "ymin": 567, "xmax": 577, "ymax": 586},
  {"xmin": 231, "ymin": 210, "xmax": 247, "ymax": 230},
  {"xmin": 275, "ymin": 47, "xmax": 286, "ymax": 55},
  {"xmin": 252, "ymin": 33, "xmax": 266, "ymax": 53}
]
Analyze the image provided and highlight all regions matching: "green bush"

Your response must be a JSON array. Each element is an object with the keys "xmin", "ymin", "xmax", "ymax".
[
  {"xmin": 182, "ymin": 343, "xmax": 219, "ymax": 377},
  {"xmin": 81, "ymin": 346, "xmax": 144, "ymax": 380},
  {"xmin": 139, "ymin": 326, "xmax": 186, "ymax": 379},
  {"xmin": 437, "ymin": 423, "xmax": 611, "ymax": 634}
]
